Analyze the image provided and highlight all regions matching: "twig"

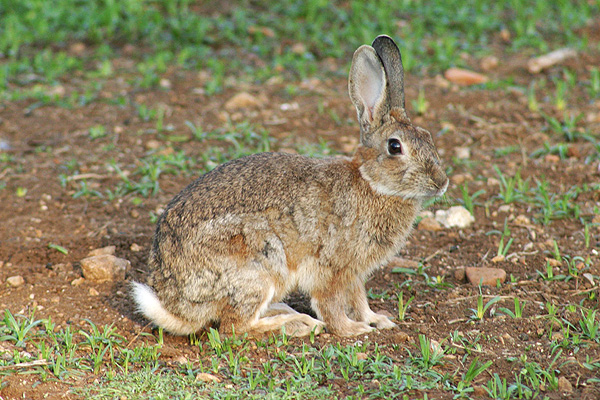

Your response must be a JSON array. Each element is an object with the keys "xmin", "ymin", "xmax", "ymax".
[
  {"xmin": 424, "ymin": 249, "xmax": 442, "ymax": 263},
  {"xmin": 0, "ymin": 359, "xmax": 50, "ymax": 371},
  {"xmin": 66, "ymin": 173, "xmax": 111, "ymax": 181},
  {"xmin": 569, "ymin": 287, "xmax": 599, "ymax": 296}
]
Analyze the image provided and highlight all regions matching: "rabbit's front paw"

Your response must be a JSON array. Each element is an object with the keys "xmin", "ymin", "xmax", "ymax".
[
  {"xmin": 337, "ymin": 321, "xmax": 375, "ymax": 337},
  {"xmin": 368, "ymin": 313, "xmax": 397, "ymax": 329}
]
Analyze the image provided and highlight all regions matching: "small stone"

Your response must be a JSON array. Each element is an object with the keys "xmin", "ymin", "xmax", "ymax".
[
  {"xmin": 7, "ymin": 276, "xmax": 25, "ymax": 287},
  {"xmin": 444, "ymin": 68, "xmax": 488, "ymax": 86},
  {"xmin": 514, "ymin": 215, "xmax": 530, "ymax": 225},
  {"xmin": 146, "ymin": 140, "xmax": 161, "ymax": 150},
  {"xmin": 473, "ymin": 385, "xmax": 487, "ymax": 397},
  {"xmin": 418, "ymin": 217, "xmax": 443, "ymax": 232},
  {"xmin": 454, "ymin": 268, "xmax": 466, "ymax": 282},
  {"xmin": 159, "ymin": 78, "xmax": 172, "ymax": 89},
  {"xmin": 466, "ymin": 267, "xmax": 506, "ymax": 286},
  {"xmin": 497, "ymin": 205, "xmax": 511, "ymax": 213},
  {"xmin": 435, "ymin": 206, "xmax": 474, "ymax": 229},
  {"xmin": 557, "ymin": 377, "xmax": 573, "ymax": 393},
  {"xmin": 196, "ymin": 373, "xmax": 221, "ymax": 383},
  {"xmin": 491, "ymin": 254, "xmax": 505, "ymax": 263},
  {"xmin": 130, "ymin": 209, "xmax": 139, "ymax": 219},
  {"xmin": 224, "ymin": 92, "xmax": 262, "ymax": 111},
  {"xmin": 487, "ymin": 177, "xmax": 500, "ymax": 187},
  {"xmin": 544, "ymin": 154, "xmax": 560, "ymax": 163},
  {"xmin": 356, "ymin": 352, "xmax": 368, "ymax": 361},
  {"xmin": 89, "ymin": 288, "xmax": 100, "ymax": 296},
  {"xmin": 546, "ymin": 258, "xmax": 561, "ymax": 267},
  {"xmin": 80, "ymin": 255, "xmax": 130, "ymax": 283},
  {"xmin": 518, "ymin": 333, "xmax": 529, "ymax": 341},
  {"xmin": 392, "ymin": 331, "xmax": 410, "ymax": 343},
  {"xmin": 87, "ymin": 246, "xmax": 116, "ymax": 257},
  {"xmin": 551, "ymin": 332, "xmax": 564, "ymax": 341},
  {"xmin": 454, "ymin": 147, "xmax": 471, "ymax": 159},
  {"xmin": 527, "ymin": 48, "xmax": 577, "ymax": 74},
  {"xmin": 387, "ymin": 257, "xmax": 420, "ymax": 269},
  {"xmin": 480, "ymin": 56, "xmax": 499, "ymax": 71},
  {"xmin": 451, "ymin": 173, "xmax": 472, "ymax": 185},
  {"xmin": 130, "ymin": 243, "xmax": 143, "ymax": 252},
  {"xmin": 71, "ymin": 277, "xmax": 85, "ymax": 286}
]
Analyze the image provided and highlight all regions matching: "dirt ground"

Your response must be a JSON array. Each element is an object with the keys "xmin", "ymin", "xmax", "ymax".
[{"xmin": 1, "ymin": 34, "xmax": 599, "ymax": 399}]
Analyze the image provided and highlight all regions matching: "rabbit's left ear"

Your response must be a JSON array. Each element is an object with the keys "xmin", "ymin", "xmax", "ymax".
[
  {"xmin": 371, "ymin": 35, "xmax": 409, "ymax": 123},
  {"xmin": 348, "ymin": 45, "xmax": 388, "ymax": 145}
]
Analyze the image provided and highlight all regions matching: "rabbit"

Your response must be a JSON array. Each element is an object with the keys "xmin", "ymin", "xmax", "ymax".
[{"xmin": 132, "ymin": 35, "xmax": 449, "ymax": 337}]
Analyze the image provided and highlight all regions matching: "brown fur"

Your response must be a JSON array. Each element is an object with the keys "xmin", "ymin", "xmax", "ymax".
[{"xmin": 132, "ymin": 35, "xmax": 448, "ymax": 337}]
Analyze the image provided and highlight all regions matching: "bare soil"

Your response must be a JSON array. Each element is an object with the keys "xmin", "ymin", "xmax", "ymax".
[{"xmin": 1, "ymin": 39, "xmax": 599, "ymax": 399}]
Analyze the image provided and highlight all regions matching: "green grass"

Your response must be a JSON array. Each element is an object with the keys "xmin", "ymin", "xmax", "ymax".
[{"xmin": 1, "ymin": 0, "xmax": 598, "ymax": 96}]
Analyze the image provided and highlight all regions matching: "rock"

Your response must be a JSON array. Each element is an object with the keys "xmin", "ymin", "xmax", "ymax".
[
  {"xmin": 487, "ymin": 177, "xmax": 500, "ymax": 187},
  {"xmin": 497, "ymin": 205, "xmax": 511, "ymax": 213},
  {"xmin": 557, "ymin": 376, "xmax": 573, "ymax": 393},
  {"xmin": 454, "ymin": 268, "xmax": 466, "ymax": 282},
  {"xmin": 491, "ymin": 254, "xmax": 505, "ymax": 263},
  {"xmin": 356, "ymin": 352, "xmax": 368, "ymax": 361},
  {"xmin": 480, "ymin": 55, "xmax": 499, "ymax": 71},
  {"xmin": 80, "ymin": 255, "xmax": 129, "ymax": 283},
  {"xmin": 71, "ymin": 277, "xmax": 85, "ymax": 286},
  {"xmin": 435, "ymin": 206, "xmax": 474, "ymax": 229},
  {"xmin": 544, "ymin": 154, "xmax": 560, "ymax": 163},
  {"xmin": 224, "ymin": 92, "xmax": 262, "ymax": 111},
  {"xmin": 418, "ymin": 217, "xmax": 443, "ymax": 232},
  {"xmin": 387, "ymin": 257, "xmax": 420, "ymax": 269},
  {"xmin": 89, "ymin": 288, "xmax": 100, "ymax": 296},
  {"xmin": 454, "ymin": 147, "xmax": 471, "ymax": 159},
  {"xmin": 451, "ymin": 173, "xmax": 472, "ymax": 185},
  {"xmin": 466, "ymin": 267, "xmax": 506, "ymax": 286},
  {"xmin": 130, "ymin": 243, "xmax": 143, "ymax": 252},
  {"xmin": 514, "ymin": 215, "xmax": 530, "ymax": 225},
  {"xmin": 392, "ymin": 331, "xmax": 410, "ymax": 343},
  {"xmin": 527, "ymin": 48, "xmax": 577, "ymax": 73},
  {"xmin": 196, "ymin": 372, "xmax": 221, "ymax": 383},
  {"xmin": 472, "ymin": 385, "xmax": 487, "ymax": 397},
  {"xmin": 7, "ymin": 276, "xmax": 25, "ymax": 287},
  {"xmin": 87, "ymin": 246, "xmax": 116, "ymax": 257},
  {"xmin": 444, "ymin": 68, "xmax": 488, "ymax": 86}
]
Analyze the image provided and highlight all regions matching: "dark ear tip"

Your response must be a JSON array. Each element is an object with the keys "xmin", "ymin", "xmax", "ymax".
[{"xmin": 372, "ymin": 35, "xmax": 399, "ymax": 50}]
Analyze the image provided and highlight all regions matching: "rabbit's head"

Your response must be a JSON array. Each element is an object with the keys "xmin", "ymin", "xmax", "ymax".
[{"xmin": 349, "ymin": 35, "xmax": 448, "ymax": 200}]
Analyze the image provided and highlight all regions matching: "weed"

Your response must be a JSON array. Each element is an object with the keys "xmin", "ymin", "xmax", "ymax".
[
  {"xmin": 397, "ymin": 291, "xmax": 415, "ymax": 322},
  {"xmin": 0, "ymin": 309, "xmax": 42, "ymax": 348},
  {"xmin": 499, "ymin": 297, "xmax": 526, "ymax": 319},
  {"xmin": 469, "ymin": 290, "xmax": 502, "ymax": 321},
  {"xmin": 486, "ymin": 218, "xmax": 514, "ymax": 258},
  {"xmin": 458, "ymin": 181, "xmax": 485, "ymax": 215}
]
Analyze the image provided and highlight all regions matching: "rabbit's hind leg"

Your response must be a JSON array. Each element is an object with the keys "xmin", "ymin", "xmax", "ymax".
[{"xmin": 233, "ymin": 285, "xmax": 324, "ymax": 337}]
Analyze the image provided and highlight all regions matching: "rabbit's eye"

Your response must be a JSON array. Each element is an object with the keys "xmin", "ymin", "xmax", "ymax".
[{"xmin": 387, "ymin": 139, "xmax": 403, "ymax": 155}]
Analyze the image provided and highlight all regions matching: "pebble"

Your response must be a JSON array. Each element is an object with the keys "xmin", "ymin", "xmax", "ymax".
[
  {"xmin": 71, "ymin": 277, "xmax": 85, "ymax": 286},
  {"xmin": 487, "ymin": 177, "xmax": 500, "ymax": 187},
  {"xmin": 557, "ymin": 376, "xmax": 573, "ymax": 393},
  {"xmin": 80, "ymin": 255, "xmax": 130, "ymax": 283},
  {"xmin": 7, "ymin": 275, "xmax": 25, "ymax": 287},
  {"xmin": 387, "ymin": 257, "xmax": 420, "ymax": 269},
  {"xmin": 527, "ymin": 48, "xmax": 577, "ymax": 74},
  {"xmin": 513, "ymin": 215, "xmax": 530, "ymax": 225},
  {"xmin": 392, "ymin": 331, "xmax": 410, "ymax": 343},
  {"xmin": 454, "ymin": 147, "xmax": 471, "ymax": 159},
  {"xmin": 196, "ymin": 373, "xmax": 221, "ymax": 383},
  {"xmin": 480, "ymin": 55, "xmax": 499, "ymax": 71},
  {"xmin": 418, "ymin": 217, "xmax": 443, "ymax": 232},
  {"xmin": 465, "ymin": 267, "xmax": 506, "ymax": 286},
  {"xmin": 224, "ymin": 92, "xmax": 262, "ymax": 111},
  {"xmin": 130, "ymin": 243, "xmax": 143, "ymax": 252},
  {"xmin": 497, "ymin": 204, "xmax": 511, "ymax": 213},
  {"xmin": 435, "ymin": 206, "xmax": 474, "ymax": 229},
  {"xmin": 89, "ymin": 288, "xmax": 100, "ymax": 296},
  {"xmin": 444, "ymin": 67, "xmax": 488, "ymax": 85},
  {"xmin": 87, "ymin": 246, "xmax": 116, "ymax": 257},
  {"xmin": 453, "ymin": 268, "xmax": 466, "ymax": 282},
  {"xmin": 472, "ymin": 386, "xmax": 487, "ymax": 397}
]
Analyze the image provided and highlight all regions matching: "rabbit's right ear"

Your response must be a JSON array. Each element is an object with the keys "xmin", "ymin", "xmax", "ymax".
[{"xmin": 348, "ymin": 45, "xmax": 388, "ymax": 146}]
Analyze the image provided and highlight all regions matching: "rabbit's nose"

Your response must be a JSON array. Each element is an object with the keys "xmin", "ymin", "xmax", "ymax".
[{"xmin": 432, "ymin": 170, "xmax": 449, "ymax": 195}]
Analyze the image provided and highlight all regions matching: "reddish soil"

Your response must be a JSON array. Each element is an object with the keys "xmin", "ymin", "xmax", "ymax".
[{"xmin": 0, "ymin": 39, "xmax": 599, "ymax": 399}]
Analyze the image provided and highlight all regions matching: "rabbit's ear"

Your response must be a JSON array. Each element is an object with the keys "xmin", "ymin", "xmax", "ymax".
[
  {"xmin": 371, "ymin": 35, "xmax": 409, "ymax": 123},
  {"xmin": 349, "ymin": 45, "xmax": 388, "ymax": 144}
]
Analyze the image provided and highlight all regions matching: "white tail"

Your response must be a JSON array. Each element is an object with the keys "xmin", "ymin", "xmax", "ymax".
[{"xmin": 131, "ymin": 282, "xmax": 198, "ymax": 335}]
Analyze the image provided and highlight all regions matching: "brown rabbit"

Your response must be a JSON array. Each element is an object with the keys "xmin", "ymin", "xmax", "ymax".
[{"xmin": 132, "ymin": 35, "xmax": 448, "ymax": 337}]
